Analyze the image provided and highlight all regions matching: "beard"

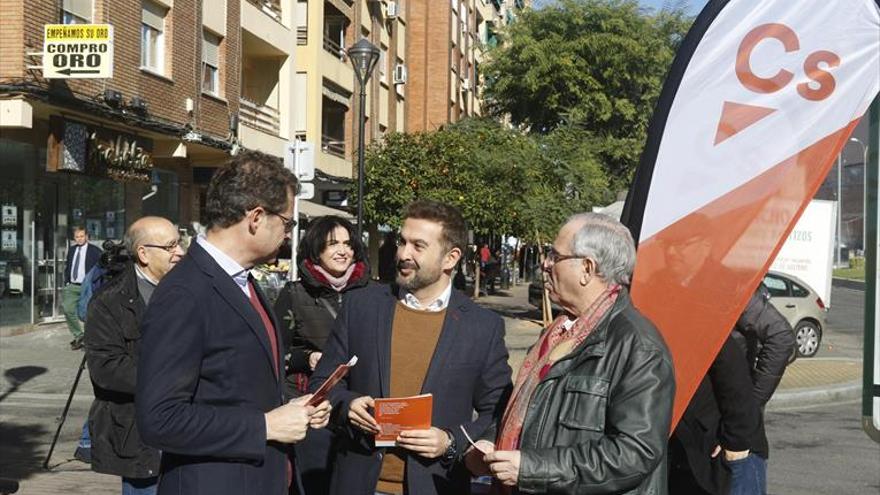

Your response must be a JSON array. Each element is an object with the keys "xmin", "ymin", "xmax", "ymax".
[{"xmin": 395, "ymin": 258, "xmax": 442, "ymax": 292}]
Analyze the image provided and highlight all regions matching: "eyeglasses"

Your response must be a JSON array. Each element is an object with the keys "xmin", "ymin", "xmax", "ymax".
[
  {"xmin": 142, "ymin": 240, "xmax": 181, "ymax": 253},
  {"xmin": 270, "ymin": 211, "xmax": 297, "ymax": 233},
  {"xmin": 545, "ymin": 248, "xmax": 584, "ymax": 266}
]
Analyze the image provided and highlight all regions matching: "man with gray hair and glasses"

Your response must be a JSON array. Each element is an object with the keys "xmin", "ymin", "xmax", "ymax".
[{"xmin": 466, "ymin": 212, "xmax": 676, "ymax": 495}]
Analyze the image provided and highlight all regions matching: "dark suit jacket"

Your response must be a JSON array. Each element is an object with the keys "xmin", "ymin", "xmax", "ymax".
[
  {"xmin": 309, "ymin": 283, "xmax": 513, "ymax": 495},
  {"xmin": 136, "ymin": 242, "xmax": 291, "ymax": 495},
  {"xmin": 669, "ymin": 335, "xmax": 760, "ymax": 495},
  {"xmin": 65, "ymin": 242, "xmax": 102, "ymax": 284}
]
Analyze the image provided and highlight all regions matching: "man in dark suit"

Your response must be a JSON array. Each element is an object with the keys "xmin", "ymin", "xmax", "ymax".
[
  {"xmin": 136, "ymin": 151, "xmax": 331, "ymax": 495},
  {"xmin": 310, "ymin": 200, "xmax": 513, "ymax": 495},
  {"xmin": 63, "ymin": 226, "xmax": 102, "ymax": 350}
]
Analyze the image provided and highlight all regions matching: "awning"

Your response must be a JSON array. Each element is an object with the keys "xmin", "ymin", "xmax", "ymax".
[{"xmin": 298, "ymin": 200, "xmax": 352, "ymax": 220}]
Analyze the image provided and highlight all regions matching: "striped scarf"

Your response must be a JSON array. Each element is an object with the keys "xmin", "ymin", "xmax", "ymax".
[{"xmin": 495, "ymin": 285, "xmax": 620, "ymax": 451}]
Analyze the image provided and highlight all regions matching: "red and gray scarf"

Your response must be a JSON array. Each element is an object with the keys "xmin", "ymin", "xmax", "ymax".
[{"xmin": 495, "ymin": 284, "xmax": 621, "ymax": 451}]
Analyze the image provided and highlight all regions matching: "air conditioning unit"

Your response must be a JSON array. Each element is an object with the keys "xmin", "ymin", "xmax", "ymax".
[
  {"xmin": 393, "ymin": 64, "xmax": 407, "ymax": 84},
  {"xmin": 386, "ymin": 1, "xmax": 398, "ymax": 19}
]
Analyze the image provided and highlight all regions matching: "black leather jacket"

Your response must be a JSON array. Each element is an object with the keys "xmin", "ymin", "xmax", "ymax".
[{"xmin": 486, "ymin": 290, "xmax": 675, "ymax": 495}]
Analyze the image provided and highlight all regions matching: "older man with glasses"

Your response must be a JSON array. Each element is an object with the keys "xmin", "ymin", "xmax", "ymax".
[
  {"xmin": 84, "ymin": 216, "xmax": 183, "ymax": 495},
  {"xmin": 466, "ymin": 212, "xmax": 676, "ymax": 495}
]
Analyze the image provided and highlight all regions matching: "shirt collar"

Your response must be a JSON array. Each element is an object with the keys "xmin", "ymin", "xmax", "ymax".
[
  {"xmin": 400, "ymin": 280, "xmax": 453, "ymax": 312},
  {"xmin": 196, "ymin": 235, "xmax": 250, "ymax": 290},
  {"xmin": 134, "ymin": 264, "xmax": 159, "ymax": 286}
]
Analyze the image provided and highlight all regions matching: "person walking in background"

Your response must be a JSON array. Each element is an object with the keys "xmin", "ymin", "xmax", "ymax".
[
  {"xmin": 63, "ymin": 226, "xmax": 102, "ymax": 350},
  {"xmin": 136, "ymin": 151, "xmax": 331, "ymax": 495},
  {"xmin": 272, "ymin": 215, "xmax": 370, "ymax": 495},
  {"xmin": 466, "ymin": 213, "xmax": 675, "ymax": 495},
  {"xmin": 85, "ymin": 216, "xmax": 184, "ymax": 495},
  {"xmin": 310, "ymin": 200, "xmax": 512, "ymax": 495}
]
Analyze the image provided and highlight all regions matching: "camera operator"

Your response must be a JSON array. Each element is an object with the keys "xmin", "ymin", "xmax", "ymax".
[{"xmin": 84, "ymin": 216, "xmax": 184, "ymax": 495}]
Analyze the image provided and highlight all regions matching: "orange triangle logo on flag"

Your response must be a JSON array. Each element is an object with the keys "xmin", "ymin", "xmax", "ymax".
[{"xmin": 714, "ymin": 101, "xmax": 777, "ymax": 145}]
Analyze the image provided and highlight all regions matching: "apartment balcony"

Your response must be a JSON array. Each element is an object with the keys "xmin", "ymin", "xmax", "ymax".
[
  {"xmin": 242, "ymin": 1, "xmax": 292, "ymax": 55},
  {"xmin": 321, "ymin": 134, "xmax": 345, "ymax": 158},
  {"xmin": 322, "ymin": 36, "xmax": 346, "ymax": 61},
  {"xmin": 246, "ymin": 0, "xmax": 282, "ymax": 22},
  {"xmin": 321, "ymin": 93, "xmax": 348, "ymax": 160},
  {"xmin": 240, "ymin": 97, "xmax": 280, "ymax": 135}
]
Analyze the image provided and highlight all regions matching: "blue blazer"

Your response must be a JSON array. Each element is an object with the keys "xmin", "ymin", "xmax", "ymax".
[
  {"xmin": 310, "ymin": 283, "xmax": 513, "ymax": 495},
  {"xmin": 65, "ymin": 242, "xmax": 102, "ymax": 284},
  {"xmin": 136, "ymin": 242, "xmax": 292, "ymax": 495}
]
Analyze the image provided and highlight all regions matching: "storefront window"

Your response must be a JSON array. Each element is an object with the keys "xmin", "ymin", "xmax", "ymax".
[
  {"xmin": 0, "ymin": 129, "xmax": 126, "ymax": 330},
  {"xmin": 0, "ymin": 135, "xmax": 39, "ymax": 329}
]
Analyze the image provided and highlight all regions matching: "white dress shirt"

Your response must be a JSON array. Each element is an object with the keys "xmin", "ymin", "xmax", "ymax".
[
  {"xmin": 70, "ymin": 244, "xmax": 88, "ymax": 284},
  {"xmin": 399, "ymin": 280, "xmax": 453, "ymax": 312},
  {"xmin": 196, "ymin": 235, "xmax": 251, "ymax": 297}
]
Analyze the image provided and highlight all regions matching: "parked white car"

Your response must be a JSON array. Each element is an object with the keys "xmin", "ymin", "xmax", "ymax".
[{"xmin": 762, "ymin": 271, "xmax": 828, "ymax": 358}]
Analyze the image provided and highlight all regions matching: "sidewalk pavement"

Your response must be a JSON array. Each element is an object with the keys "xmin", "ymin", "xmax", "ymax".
[
  {"xmin": 0, "ymin": 281, "xmax": 861, "ymax": 494},
  {"xmin": 473, "ymin": 282, "xmax": 864, "ymax": 410}
]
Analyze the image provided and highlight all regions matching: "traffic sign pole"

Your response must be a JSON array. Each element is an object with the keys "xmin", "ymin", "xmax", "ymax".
[
  {"xmin": 290, "ymin": 141, "xmax": 301, "ymax": 282},
  {"xmin": 284, "ymin": 140, "xmax": 315, "ymax": 282}
]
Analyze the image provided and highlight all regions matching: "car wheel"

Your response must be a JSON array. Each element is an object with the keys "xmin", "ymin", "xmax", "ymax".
[{"xmin": 794, "ymin": 320, "xmax": 822, "ymax": 358}]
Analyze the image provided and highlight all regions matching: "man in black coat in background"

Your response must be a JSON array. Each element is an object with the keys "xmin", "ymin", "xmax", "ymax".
[
  {"xmin": 85, "ymin": 216, "xmax": 184, "ymax": 494},
  {"xmin": 730, "ymin": 284, "xmax": 796, "ymax": 488},
  {"xmin": 669, "ymin": 335, "xmax": 760, "ymax": 494},
  {"xmin": 669, "ymin": 284, "xmax": 795, "ymax": 494}
]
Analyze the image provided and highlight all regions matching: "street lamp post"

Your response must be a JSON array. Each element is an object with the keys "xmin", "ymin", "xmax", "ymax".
[
  {"xmin": 347, "ymin": 38, "xmax": 380, "ymax": 239},
  {"xmin": 850, "ymin": 137, "xmax": 869, "ymax": 254}
]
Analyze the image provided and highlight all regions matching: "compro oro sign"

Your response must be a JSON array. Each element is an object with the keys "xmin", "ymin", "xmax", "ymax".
[{"xmin": 43, "ymin": 24, "xmax": 113, "ymax": 79}]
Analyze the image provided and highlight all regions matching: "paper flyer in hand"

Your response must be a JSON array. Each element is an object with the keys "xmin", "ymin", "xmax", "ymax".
[
  {"xmin": 373, "ymin": 393, "xmax": 433, "ymax": 447},
  {"xmin": 307, "ymin": 355, "xmax": 357, "ymax": 407},
  {"xmin": 460, "ymin": 424, "xmax": 489, "ymax": 455}
]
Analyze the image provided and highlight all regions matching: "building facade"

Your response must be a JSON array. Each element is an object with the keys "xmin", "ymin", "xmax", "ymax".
[
  {"xmin": 405, "ymin": 0, "xmax": 523, "ymax": 132},
  {"xmin": 0, "ymin": 0, "xmax": 251, "ymax": 331},
  {"xmin": 0, "ymin": 0, "xmax": 525, "ymax": 331},
  {"xmin": 292, "ymin": 0, "xmax": 408, "ymax": 206}
]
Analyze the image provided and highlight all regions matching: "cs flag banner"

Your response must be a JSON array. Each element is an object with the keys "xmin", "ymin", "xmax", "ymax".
[{"xmin": 622, "ymin": 0, "xmax": 880, "ymax": 427}]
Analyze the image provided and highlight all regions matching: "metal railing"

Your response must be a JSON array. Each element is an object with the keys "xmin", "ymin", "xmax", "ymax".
[
  {"xmin": 246, "ymin": 0, "xmax": 282, "ymax": 22},
  {"xmin": 322, "ymin": 36, "xmax": 346, "ymax": 61},
  {"xmin": 321, "ymin": 134, "xmax": 345, "ymax": 158},
  {"xmin": 239, "ymin": 97, "xmax": 281, "ymax": 136}
]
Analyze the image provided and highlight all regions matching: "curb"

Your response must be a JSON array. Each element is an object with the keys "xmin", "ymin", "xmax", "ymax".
[
  {"xmin": 832, "ymin": 277, "xmax": 865, "ymax": 291},
  {"xmin": 0, "ymin": 321, "xmax": 65, "ymax": 338},
  {"xmin": 766, "ymin": 380, "xmax": 862, "ymax": 410}
]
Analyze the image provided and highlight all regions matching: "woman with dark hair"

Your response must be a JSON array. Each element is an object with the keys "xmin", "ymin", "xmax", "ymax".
[{"xmin": 273, "ymin": 214, "xmax": 370, "ymax": 495}]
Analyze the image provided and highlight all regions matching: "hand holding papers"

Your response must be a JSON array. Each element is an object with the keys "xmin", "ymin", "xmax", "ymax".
[
  {"xmin": 373, "ymin": 393, "xmax": 433, "ymax": 447},
  {"xmin": 307, "ymin": 355, "xmax": 357, "ymax": 407}
]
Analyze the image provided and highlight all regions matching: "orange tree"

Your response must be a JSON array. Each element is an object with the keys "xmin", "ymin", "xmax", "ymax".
[{"xmin": 359, "ymin": 118, "xmax": 610, "ymax": 242}]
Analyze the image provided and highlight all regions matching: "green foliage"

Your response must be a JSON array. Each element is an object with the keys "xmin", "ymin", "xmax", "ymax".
[
  {"xmin": 360, "ymin": 119, "xmax": 610, "ymax": 242},
  {"xmin": 481, "ymin": 0, "xmax": 692, "ymax": 187}
]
